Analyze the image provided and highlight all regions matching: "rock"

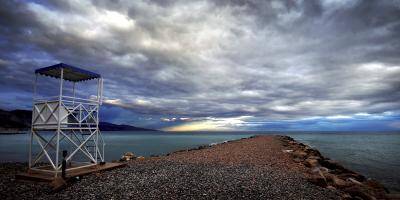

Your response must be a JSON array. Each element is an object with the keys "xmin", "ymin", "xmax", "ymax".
[
  {"xmin": 319, "ymin": 167, "xmax": 330, "ymax": 173},
  {"xmin": 386, "ymin": 193, "xmax": 400, "ymax": 200},
  {"xmin": 293, "ymin": 150, "xmax": 307, "ymax": 159},
  {"xmin": 124, "ymin": 152, "xmax": 135, "ymax": 157},
  {"xmin": 293, "ymin": 158, "xmax": 302, "ymax": 163},
  {"xmin": 120, "ymin": 152, "xmax": 136, "ymax": 161},
  {"xmin": 197, "ymin": 145, "xmax": 206, "ymax": 150},
  {"xmin": 341, "ymin": 193, "xmax": 352, "ymax": 200},
  {"xmin": 307, "ymin": 174, "xmax": 328, "ymax": 187},
  {"xmin": 347, "ymin": 178, "xmax": 363, "ymax": 186},
  {"xmin": 120, "ymin": 155, "xmax": 130, "ymax": 161},
  {"xmin": 338, "ymin": 173, "xmax": 366, "ymax": 182},
  {"xmin": 289, "ymin": 141, "xmax": 297, "ymax": 145},
  {"xmin": 332, "ymin": 176, "xmax": 348, "ymax": 188},
  {"xmin": 365, "ymin": 179, "xmax": 386, "ymax": 191},
  {"xmin": 344, "ymin": 186, "xmax": 376, "ymax": 200},
  {"xmin": 326, "ymin": 186, "xmax": 336, "ymax": 190},
  {"xmin": 304, "ymin": 158, "xmax": 319, "ymax": 168},
  {"xmin": 320, "ymin": 159, "xmax": 346, "ymax": 171},
  {"xmin": 311, "ymin": 166, "xmax": 329, "ymax": 174},
  {"xmin": 364, "ymin": 180, "xmax": 389, "ymax": 198},
  {"xmin": 137, "ymin": 156, "xmax": 145, "ymax": 160},
  {"xmin": 304, "ymin": 148, "xmax": 322, "ymax": 157},
  {"xmin": 307, "ymin": 155, "xmax": 321, "ymax": 160}
]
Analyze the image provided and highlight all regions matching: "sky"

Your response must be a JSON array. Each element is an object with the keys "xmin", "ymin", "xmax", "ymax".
[{"xmin": 0, "ymin": 0, "xmax": 400, "ymax": 131}]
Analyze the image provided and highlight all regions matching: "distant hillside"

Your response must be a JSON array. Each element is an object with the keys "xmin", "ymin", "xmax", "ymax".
[
  {"xmin": 99, "ymin": 122, "xmax": 154, "ymax": 131},
  {"xmin": 0, "ymin": 109, "xmax": 155, "ymax": 132},
  {"xmin": 0, "ymin": 109, "xmax": 31, "ymax": 130}
]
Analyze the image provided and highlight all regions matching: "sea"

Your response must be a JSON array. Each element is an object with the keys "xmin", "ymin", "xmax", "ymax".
[{"xmin": 0, "ymin": 131, "xmax": 399, "ymax": 192}]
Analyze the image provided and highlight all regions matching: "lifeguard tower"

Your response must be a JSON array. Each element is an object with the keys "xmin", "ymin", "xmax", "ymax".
[{"xmin": 29, "ymin": 63, "xmax": 106, "ymax": 177}]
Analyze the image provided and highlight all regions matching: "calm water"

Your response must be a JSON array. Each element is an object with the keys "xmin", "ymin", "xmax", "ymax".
[{"xmin": 0, "ymin": 131, "xmax": 399, "ymax": 192}]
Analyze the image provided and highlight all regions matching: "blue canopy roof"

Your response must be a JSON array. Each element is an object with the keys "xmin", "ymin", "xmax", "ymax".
[{"xmin": 35, "ymin": 63, "xmax": 101, "ymax": 82}]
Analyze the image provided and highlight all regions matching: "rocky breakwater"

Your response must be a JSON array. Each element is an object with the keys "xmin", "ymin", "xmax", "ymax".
[
  {"xmin": 120, "ymin": 152, "xmax": 145, "ymax": 162},
  {"xmin": 279, "ymin": 136, "xmax": 392, "ymax": 200}
]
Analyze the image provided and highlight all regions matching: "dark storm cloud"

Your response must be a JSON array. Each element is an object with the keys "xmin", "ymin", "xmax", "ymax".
[{"xmin": 0, "ymin": 0, "xmax": 399, "ymax": 129}]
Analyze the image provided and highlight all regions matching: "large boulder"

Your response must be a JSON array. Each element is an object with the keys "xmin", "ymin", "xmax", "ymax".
[
  {"xmin": 311, "ymin": 166, "xmax": 329, "ymax": 174},
  {"xmin": 347, "ymin": 177, "xmax": 363, "ymax": 186},
  {"xmin": 338, "ymin": 173, "xmax": 366, "ymax": 182},
  {"xmin": 124, "ymin": 152, "xmax": 135, "ymax": 157},
  {"xmin": 293, "ymin": 150, "xmax": 308, "ymax": 159},
  {"xmin": 304, "ymin": 158, "xmax": 319, "ymax": 168},
  {"xmin": 307, "ymin": 174, "xmax": 328, "ymax": 187},
  {"xmin": 304, "ymin": 146, "xmax": 322, "ymax": 157},
  {"xmin": 120, "ymin": 152, "xmax": 136, "ymax": 161},
  {"xmin": 320, "ymin": 159, "xmax": 349, "ymax": 173},
  {"xmin": 332, "ymin": 176, "xmax": 348, "ymax": 188},
  {"xmin": 307, "ymin": 155, "xmax": 321, "ymax": 160},
  {"xmin": 136, "ymin": 156, "xmax": 145, "ymax": 161},
  {"xmin": 344, "ymin": 186, "xmax": 377, "ymax": 200}
]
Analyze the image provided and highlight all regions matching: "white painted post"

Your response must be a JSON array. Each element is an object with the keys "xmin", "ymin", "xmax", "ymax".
[
  {"xmin": 72, "ymin": 82, "xmax": 76, "ymax": 105},
  {"xmin": 29, "ymin": 74, "xmax": 37, "ymax": 168},
  {"xmin": 95, "ymin": 78, "xmax": 101, "ymax": 163},
  {"xmin": 55, "ymin": 68, "xmax": 64, "ymax": 176}
]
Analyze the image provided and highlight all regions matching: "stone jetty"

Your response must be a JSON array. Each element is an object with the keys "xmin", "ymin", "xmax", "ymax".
[{"xmin": 0, "ymin": 135, "xmax": 394, "ymax": 199}]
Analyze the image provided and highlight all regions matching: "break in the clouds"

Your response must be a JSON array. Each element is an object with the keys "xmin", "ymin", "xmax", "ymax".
[{"xmin": 0, "ymin": 0, "xmax": 400, "ymax": 131}]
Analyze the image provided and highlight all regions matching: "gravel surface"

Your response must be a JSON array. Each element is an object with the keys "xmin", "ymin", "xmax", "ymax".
[{"xmin": 0, "ymin": 136, "xmax": 341, "ymax": 200}]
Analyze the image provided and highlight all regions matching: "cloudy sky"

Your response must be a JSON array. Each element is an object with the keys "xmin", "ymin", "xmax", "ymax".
[{"xmin": 1, "ymin": 0, "xmax": 400, "ymax": 131}]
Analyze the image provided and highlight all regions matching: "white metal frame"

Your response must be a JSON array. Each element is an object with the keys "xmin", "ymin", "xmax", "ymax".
[{"xmin": 29, "ymin": 69, "xmax": 105, "ymax": 177}]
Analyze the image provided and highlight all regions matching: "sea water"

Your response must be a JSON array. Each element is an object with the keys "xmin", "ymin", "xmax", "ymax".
[{"xmin": 0, "ymin": 131, "xmax": 399, "ymax": 192}]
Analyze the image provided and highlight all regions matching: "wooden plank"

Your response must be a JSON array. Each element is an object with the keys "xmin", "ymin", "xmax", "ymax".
[{"xmin": 16, "ymin": 162, "xmax": 127, "ymax": 182}]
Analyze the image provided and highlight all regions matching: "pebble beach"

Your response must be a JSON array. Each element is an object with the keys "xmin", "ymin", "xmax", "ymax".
[{"xmin": 0, "ymin": 135, "xmax": 393, "ymax": 200}]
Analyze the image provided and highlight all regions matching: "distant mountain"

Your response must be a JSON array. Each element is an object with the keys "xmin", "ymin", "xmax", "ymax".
[
  {"xmin": 0, "ymin": 109, "xmax": 31, "ymax": 130},
  {"xmin": 0, "ymin": 109, "xmax": 155, "ymax": 132},
  {"xmin": 99, "ymin": 122, "xmax": 155, "ymax": 131}
]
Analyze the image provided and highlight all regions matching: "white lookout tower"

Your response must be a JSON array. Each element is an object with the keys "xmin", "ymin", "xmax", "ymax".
[{"xmin": 30, "ymin": 63, "xmax": 105, "ymax": 177}]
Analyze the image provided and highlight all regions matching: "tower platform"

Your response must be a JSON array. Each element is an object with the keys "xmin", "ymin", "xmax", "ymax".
[{"xmin": 16, "ymin": 162, "xmax": 126, "ymax": 182}]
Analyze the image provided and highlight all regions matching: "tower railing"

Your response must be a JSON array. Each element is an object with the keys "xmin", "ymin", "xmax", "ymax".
[{"xmin": 32, "ymin": 95, "xmax": 100, "ymax": 129}]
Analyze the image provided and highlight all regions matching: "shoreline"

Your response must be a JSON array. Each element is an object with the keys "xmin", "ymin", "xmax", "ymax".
[{"xmin": 0, "ymin": 135, "xmax": 396, "ymax": 199}]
